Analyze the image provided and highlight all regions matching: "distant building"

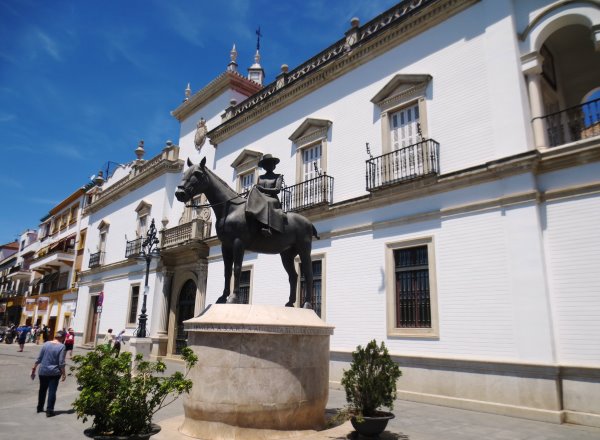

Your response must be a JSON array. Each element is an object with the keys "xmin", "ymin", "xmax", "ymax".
[
  {"xmin": 25, "ymin": 186, "xmax": 89, "ymax": 336},
  {"xmin": 75, "ymin": 0, "xmax": 600, "ymax": 427},
  {"xmin": 0, "ymin": 240, "xmax": 19, "ymax": 324}
]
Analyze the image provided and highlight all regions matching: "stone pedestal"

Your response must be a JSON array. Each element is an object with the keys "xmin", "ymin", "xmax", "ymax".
[
  {"xmin": 128, "ymin": 337, "xmax": 153, "ymax": 369},
  {"xmin": 180, "ymin": 304, "xmax": 334, "ymax": 440}
]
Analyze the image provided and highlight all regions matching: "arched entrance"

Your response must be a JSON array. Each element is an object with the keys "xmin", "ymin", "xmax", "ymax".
[{"xmin": 175, "ymin": 279, "xmax": 196, "ymax": 355}]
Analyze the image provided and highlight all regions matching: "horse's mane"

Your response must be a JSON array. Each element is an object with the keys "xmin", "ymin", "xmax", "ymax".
[{"xmin": 202, "ymin": 164, "xmax": 246, "ymax": 204}]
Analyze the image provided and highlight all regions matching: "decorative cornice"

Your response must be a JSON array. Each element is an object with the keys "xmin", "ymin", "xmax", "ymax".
[
  {"xmin": 185, "ymin": 322, "xmax": 334, "ymax": 335},
  {"xmin": 84, "ymin": 151, "xmax": 183, "ymax": 215},
  {"xmin": 208, "ymin": 0, "xmax": 478, "ymax": 145},
  {"xmin": 202, "ymin": 138, "xmax": 600, "ymax": 249},
  {"xmin": 171, "ymin": 71, "xmax": 262, "ymax": 122},
  {"xmin": 289, "ymin": 118, "xmax": 332, "ymax": 143}
]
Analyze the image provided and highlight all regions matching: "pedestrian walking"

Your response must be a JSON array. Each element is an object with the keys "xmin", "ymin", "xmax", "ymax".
[
  {"xmin": 31, "ymin": 330, "xmax": 67, "ymax": 417},
  {"xmin": 42, "ymin": 324, "xmax": 50, "ymax": 342},
  {"xmin": 64, "ymin": 328, "xmax": 75, "ymax": 359},
  {"xmin": 113, "ymin": 330, "xmax": 125, "ymax": 356},
  {"xmin": 17, "ymin": 324, "xmax": 31, "ymax": 352},
  {"xmin": 102, "ymin": 328, "xmax": 114, "ymax": 347}
]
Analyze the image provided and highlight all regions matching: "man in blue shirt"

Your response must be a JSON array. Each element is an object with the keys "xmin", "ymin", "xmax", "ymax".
[{"xmin": 31, "ymin": 329, "xmax": 67, "ymax": 417}]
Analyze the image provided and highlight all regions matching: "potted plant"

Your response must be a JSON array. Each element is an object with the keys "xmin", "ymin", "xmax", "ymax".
[
  {"xmin": 340, "ymin": 339, "xmax": 402, "ymax": 437},
  {"xmin": 71, "ymin": 343, "xmax": 198, "ymax": 439}
]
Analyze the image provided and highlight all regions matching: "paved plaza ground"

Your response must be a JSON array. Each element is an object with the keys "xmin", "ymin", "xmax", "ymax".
[{"xmin": 1, "ymin": 342, "xmax": 599, "ymax": 440}]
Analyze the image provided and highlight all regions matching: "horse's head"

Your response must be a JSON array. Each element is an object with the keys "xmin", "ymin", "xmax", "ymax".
[{"xmin": 175, "ymin": 157, "xmax": 208, "ymax": 203}]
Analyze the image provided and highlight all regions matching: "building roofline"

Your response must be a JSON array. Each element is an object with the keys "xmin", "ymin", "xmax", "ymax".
[{"xmin": 171, "ymin": 71, "xmax": 263, "ymax": 122}]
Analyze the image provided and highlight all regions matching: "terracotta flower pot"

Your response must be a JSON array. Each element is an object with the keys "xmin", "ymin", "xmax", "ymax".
[{"xmin": 351, "ymin": 412, "xmax": 394, "ymax": 437}]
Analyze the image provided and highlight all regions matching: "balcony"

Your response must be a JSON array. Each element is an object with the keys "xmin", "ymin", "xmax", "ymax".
[
  {"xmin": 537, "ymin": 98, "xmax": 600, "ymax": 147},
  {"xmin": 366, "ymin": 139, "xmax": 440, "ymax": 191},
  {"xmin": 29, "ymin": 236, "xmax": 76, "ymax": 272},
  {"xmin": 161, "ymin": 219, "xmax": 211, "ymax": 250},
  {"xmin": 125, "ymin": 237, "xmax": 143, "ymax": 259},
  {"xmin": 7, "ymin": 265, "xmax": 31, "ymax": 281},
  {"xmin": 88, "ymin": 251, "xmax": 105, "ymax": 269},
  {"xmin": 281, "ymin": 175, "xmax": 334, "ymax": 212}
]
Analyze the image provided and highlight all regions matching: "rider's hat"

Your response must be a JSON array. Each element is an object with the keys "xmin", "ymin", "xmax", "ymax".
[{"xmin": 258, "ymin": 154, "xmax": 280, "ymax": 168}]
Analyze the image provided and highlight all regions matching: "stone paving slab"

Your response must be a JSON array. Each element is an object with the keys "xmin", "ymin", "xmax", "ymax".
[{"xmin": 1, "ymin": 342, "xmax": 600, "ymax": 440}]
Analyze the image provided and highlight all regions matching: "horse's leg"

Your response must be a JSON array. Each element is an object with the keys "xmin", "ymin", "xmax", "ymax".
[
  {"xmin": 280, "ymin": 249, "xmax": 299, "ymax": 307},
  {"xmin": 298, "ymin": 246, "xmax": 313, "ymax": 309},
  {"xmin": 226, "ymin": 238, "xmax": 245, "ymax": 304},
  {"xmin": 217, "ymin": 245, "xmax": 233, "ymax": 304}
]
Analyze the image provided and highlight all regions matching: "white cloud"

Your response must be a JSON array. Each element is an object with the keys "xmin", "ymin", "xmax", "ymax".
[
  {"xmin": 0, "ymin": 176, "xmax": 23, "ymax": 189},
  {"xmin": 0, "ymin": 113, "xmax": 15, "ymax": 122},
  {"xmin": 52, "ymin": 144, "xmax": 85, "ymax": 160},
  {"xmin": 36, "ymin": 29, "xmax": 61, "ymax": 61}
]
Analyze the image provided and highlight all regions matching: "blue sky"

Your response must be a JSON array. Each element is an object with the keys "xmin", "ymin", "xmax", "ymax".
[{"xmin": 0, "ymin": 0, "xmax": 398, "ymax": 245}]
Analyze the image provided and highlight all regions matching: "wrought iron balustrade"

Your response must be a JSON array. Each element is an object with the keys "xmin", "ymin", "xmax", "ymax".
[
  {"xmin": 366, "ymin": 139, "xmax": 440, "ymax": 191},
  {"xmin": 125, "ymin": 237, "xmax": 144, "ymax": 259},
  {"xmin": 281, "ymin": 175, "xmax": 334, "ymax": 212},
  {"xmin": 88, "ymin": 251, "xmax": 105, "ymax": 269},
  {"xmin": 161, "ymin": 219, "xmax": 211, "ymax": 249},
  {"xmin": 536, "ymin": 98, "xmax": 600, "ymax": 147}
]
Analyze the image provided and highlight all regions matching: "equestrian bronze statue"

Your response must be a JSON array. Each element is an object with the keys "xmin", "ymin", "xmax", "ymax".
[{"xmin": 175, "ymin": 156, "xmax": 320, "ymax": 308}]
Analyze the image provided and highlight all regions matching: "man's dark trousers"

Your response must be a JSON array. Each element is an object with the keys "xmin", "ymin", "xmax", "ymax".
[{"xmin": 38, "ymin": 375, "xmax": 60, "ymax": 412}]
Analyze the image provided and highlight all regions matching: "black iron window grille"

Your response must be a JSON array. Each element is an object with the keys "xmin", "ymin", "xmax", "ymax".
[
  {"xmin": 300, "ymin": 260, "xmax": 323, "ymax": 318},
  {"xmin": 394, "ymin": 246, "xmax": 430, "ymax": 328}
]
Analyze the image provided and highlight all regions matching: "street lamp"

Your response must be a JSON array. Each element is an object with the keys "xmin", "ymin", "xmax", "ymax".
[{"xmin": 135, "ymin": 218, "xmax": 160, "ymax": 338}]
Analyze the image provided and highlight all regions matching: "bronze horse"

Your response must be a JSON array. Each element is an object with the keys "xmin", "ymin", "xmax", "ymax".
[{"xmin": 175, "ymin": 157, "xmax": 320, "ymax": 308}]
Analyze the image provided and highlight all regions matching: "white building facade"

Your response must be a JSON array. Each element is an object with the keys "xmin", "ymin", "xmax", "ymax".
[
  {"xmin": 73, "ymin": 0, "xmax": 600, "ymax": 427},
  {"xmin": 171, "ymin": 0, "xmax": 600, "ymax": 427}
]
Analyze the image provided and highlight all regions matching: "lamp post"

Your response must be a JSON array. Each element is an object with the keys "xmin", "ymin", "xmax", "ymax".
[{"xmin": 135, "ymin": 218, "xmax": 160, "ymax": 338}]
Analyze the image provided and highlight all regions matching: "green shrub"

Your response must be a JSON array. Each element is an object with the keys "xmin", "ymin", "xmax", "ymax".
[
  {"xmin": 71, "ymin": 344, "xmax": 198, "ymax": 436},
  {"xmin": 341, "ymin": 339, "xmax": 402, "ymax": 417}
]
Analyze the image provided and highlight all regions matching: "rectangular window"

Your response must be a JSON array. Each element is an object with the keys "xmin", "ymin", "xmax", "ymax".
[
  {"xmin": 238, "ymin": 269, "xmax": 251, "ymax": 304},
  {"xmin": 386, "ymin": 237, "xmax": 438, "ymax": 338},
  {"xmin": 137, "ymin": 215, "xmax": 148, "ymax": 237},
  {"xmin": 128, "ymin": 285, "xmax": 140, "ymax": 325},
  {"xmin": 302, "ymin": 143, "xmax": 322, "ymax": 181},
  {"xmin": 390, "ymin": 102, "xmax": 420, "ymax": 149},
  {"xmin": 239, "ymin": 172, "xmax": 254, "ymax": 195},
  {"xmin": 299, "ymin": 260, "xmax": 323, "ymax": 318},
  {"xmin": 394, "ymin": 246, "xmax": 430, "ymax": 328}
]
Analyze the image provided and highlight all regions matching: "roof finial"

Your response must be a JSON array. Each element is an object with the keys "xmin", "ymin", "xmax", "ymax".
[
  {"xmin": 256, "ymin": 26, "xmax": 262, "ymax": 51},
  {"xmin": 185, "ymin": 83, "xmax": 191, "ymax": 100},
  {"xmin": 228, "ymin": 44, "xmax": 238, "ymax": 72}
]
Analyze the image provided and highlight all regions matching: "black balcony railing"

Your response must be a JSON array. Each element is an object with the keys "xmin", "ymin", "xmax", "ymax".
[
  {"xmin": 537, "ymin": 98, "xmax": 600, "ymax": 147},
  {"xmin": 125, "ymin": 237, "xmax": 144, "ymax": 259},
  {"xmin": 88, "ymin": 251, "xmax": 105, "ymax": 269},
  {"xmin": 366, "ymin": 139, "xmax": 440, "ymax": 191},
  {"xmin": 282, "ymin": 175, "xmax": 334, "ymax": 212}
]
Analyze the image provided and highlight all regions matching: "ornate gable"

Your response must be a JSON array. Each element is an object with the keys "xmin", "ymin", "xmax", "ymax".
[
  {"xmin": 371, "ymin": 74, "xmax": 432, "ymax": 112},
  {"xmin": 289, "ymin": 118, "xmax": 332, "ymax": 145},
  {"xmin": 231, "ymin": 149, "xmax": 263, "ymax": 173}
]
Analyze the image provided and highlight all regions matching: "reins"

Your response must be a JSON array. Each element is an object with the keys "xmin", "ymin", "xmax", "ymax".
[{"xmin": 185, "ymin": 194, "xmax": 245, "ymax": 210}]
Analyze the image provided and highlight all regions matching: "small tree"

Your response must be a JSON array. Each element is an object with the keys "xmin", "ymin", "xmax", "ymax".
[
  {"xmin": 71, "ymin": 344, "xmax": 198, "ymax": 436},
  {"xmin": 341, "ymin": 339, "xmax": 402, "ymax": 418}
]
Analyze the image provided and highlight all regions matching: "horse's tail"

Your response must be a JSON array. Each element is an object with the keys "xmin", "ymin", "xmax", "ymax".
[{"xmin": 312, "ymin": 225, "xmax": 320, "ymax": 240}]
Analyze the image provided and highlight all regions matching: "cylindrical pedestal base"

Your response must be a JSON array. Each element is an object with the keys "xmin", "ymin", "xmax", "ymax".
[{"xmin": 180, "ymin": 304, "xmax": 334, "ymax": 440}]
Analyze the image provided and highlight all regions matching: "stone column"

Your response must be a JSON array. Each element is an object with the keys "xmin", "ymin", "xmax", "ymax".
[
  {"xmin": 157, "ymin": 269, "xmax": 173, "ymax": 336},
  {"xmin": 521, "ymin": 52, "xmax": 548, "ymax": 148},
  {"xmin": 150, "ymin": 268, "xmax": 172, "ymax": 357},
  {"xmin": 194, "ymin": 259, "xmax": 208, "ymax": 315}
]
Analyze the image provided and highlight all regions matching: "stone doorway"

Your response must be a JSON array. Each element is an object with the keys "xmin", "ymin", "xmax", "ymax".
[{"xmin": 175, "ymin": 279, "xmax": 196, "ymax": 355}]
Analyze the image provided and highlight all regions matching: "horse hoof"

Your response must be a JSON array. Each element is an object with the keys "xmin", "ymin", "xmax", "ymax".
[
  {"xmin": 285, "ymin": 302, "xmax": 294, "ymax": 307},
  {"xmin": 303, "ymin": 302, "xmax": 312, "ymax": 309},
  {"xmin": 216, "ymin": 296, "xmax": 227, "ymax": 304},
  {"xmin": 226, "ymin": 295, "xmax": 238, "ymax": 304}
]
